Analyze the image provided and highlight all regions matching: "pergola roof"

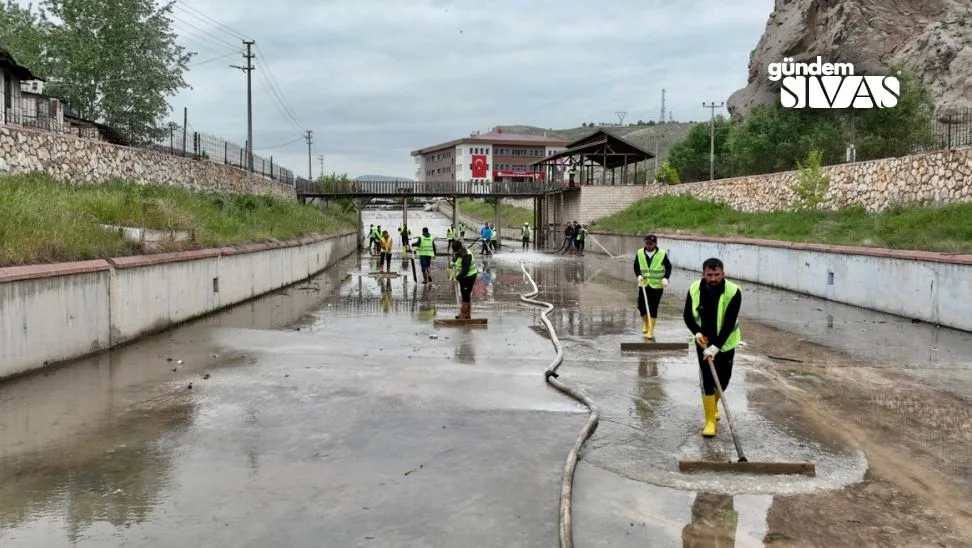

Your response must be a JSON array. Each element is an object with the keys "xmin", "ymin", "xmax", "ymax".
[{"xmin": 529, "ymin": 129, "xmax": 654, "ymax": 169}]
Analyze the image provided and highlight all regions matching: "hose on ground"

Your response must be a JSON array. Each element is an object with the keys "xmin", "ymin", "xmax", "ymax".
[{"xmin": 519, "ymin": 261, "xmax": 600, "ymax": 548}]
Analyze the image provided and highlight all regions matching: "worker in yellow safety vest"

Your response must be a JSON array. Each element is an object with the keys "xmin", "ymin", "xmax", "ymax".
[
  {"xmin": 451, "ymin": 240, "xmax": 478, "ymax": 319},
  {"xmin": 683, "ymin": 257, "xmax": 742, "ymax": 438},
  {"xmin": 378, "ymin": 230, "xmax": 393, "ymax": 273},
  {"xmin": 412, "ymin": 227, "xmax": 437, "ymax": 284},
  {"xmin": 634, "ymin": 234, "xmax": 672, "ymax": 340},
  {"xmin": 447, "ymin": 226, "xmax": 457, "ymax": 250}
]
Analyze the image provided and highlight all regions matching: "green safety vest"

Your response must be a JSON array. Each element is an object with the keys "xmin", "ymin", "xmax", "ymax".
[
  {"xmin": 521, "ymin": 226, "xmax": 529, "ymax": 237},
  {"xmin": 455, "ymin": 253, "xmax": 478, "ymax": 277},
  {"xmin": 688, "ymin": 279, "xmax": 741, "ymax": 352},
  {"xmin": 370, "ymin": 228, "xmax": 378, "ymax": 239},
  {"xmin": 490, "ymin": 230, "xmax": 497, "ymax": 240},
  {"xmin": 577, "ymin": 229, "xmax": 586, "ymax": 241},
  {"xmin": 447, "ymin": 227, "xmax": 456, "ymax": 239},
  {"xmin": 636, "ymin": 248, "xmax": 667, "ymax": 289},
  {"xmin": 418, "ymin": 235, "xmax": 435, "ymax": 257}
]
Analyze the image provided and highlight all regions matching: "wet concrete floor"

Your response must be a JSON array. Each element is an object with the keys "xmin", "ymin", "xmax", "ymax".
[{"xmin": 0, "ymin": 211, "xmax": 970, "ymax": 547}]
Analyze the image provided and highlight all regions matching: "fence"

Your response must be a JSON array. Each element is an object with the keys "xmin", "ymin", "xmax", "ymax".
[{"xmin": 1, "ymin": 93, "xmax": 298, "ymax": 186}]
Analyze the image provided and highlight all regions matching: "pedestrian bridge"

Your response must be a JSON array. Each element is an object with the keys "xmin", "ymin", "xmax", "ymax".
[{"xmin": 295, "ymin": 179, "xmax": 569, "ymax": 199}]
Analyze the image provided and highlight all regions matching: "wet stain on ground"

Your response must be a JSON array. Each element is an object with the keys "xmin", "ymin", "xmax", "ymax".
[{"xmin": 0, "ymin": 211, "xmax": 970, "ymax": 547}]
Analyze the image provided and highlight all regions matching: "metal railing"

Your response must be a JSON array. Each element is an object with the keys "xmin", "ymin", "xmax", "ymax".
[
  {"xmin": 1, "ymin": 95, "xmax": 298, "ymax": 186},
  {"xmin": 296, "ymin": 178, "xmax": 566, "ymax": 197}
]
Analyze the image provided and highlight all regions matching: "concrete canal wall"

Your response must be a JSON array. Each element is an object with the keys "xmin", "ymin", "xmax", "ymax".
[
  {"xmin": 565, "ymin": 230, "xmax": 972, "ymax": 333},
  {"xmin": 0, "ymin": 231, "xmax": 357, "ymax": 379}
]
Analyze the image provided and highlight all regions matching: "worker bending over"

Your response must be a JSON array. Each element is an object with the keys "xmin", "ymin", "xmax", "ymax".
[
  {"xmin": 451, "ymin": 240, "xmax": 478, "ymax": 319},
  {"xmin": 412, "ymin": 227, "xmax": 437, "ymax": 284},
  {"xmin": 683, "ymin": 257, "xmax": 742, "ymax": 438},
  {"xmin": 634, "ymin": 234, "xmax": 672, "ymax": 339},
  {"xmin": 378, "ymin": 230, "xmax": 393, "ymax": 273}
]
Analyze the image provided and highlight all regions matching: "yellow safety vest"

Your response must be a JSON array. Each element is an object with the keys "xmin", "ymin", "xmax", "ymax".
[
  {"xmin": 688, "ymin": 279, "xmax": 741, "ymax": 351},
  {"xmin": 636, "ymin": 248, "xmax": 667, "ymax": 289},
  {"xmin": 454, "ymin": 253, "xmax": 478, "ymax": 277},
  {"xmin": 418, "ymin": 235, "xmax": 435, "ymax": 257}
]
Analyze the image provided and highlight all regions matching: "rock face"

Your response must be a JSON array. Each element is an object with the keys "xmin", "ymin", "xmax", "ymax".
[
  {"xmin": 0, "ymin": 126, "xmax": 296, "ymax": 200},
  {"xmin": 727, "ymin": 0, "xmax": 972, "ymax": 119}
]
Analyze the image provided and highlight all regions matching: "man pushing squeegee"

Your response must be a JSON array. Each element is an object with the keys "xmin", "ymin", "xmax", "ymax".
[{"xmin": 678, "ymin": 257, "xmax": 815, "ymax": 476}]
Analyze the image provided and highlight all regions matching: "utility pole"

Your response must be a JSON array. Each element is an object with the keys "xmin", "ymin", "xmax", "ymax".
[
  {"xmin": 702, "ymin": 101, "xmax": 724, "ymax": 181},
  {"xmin": 305, "ymin": 130, "xmax": 313, "ymax": 180},
  {"xmin": 230, "ymin": 40, "xmax": 255, "ymax": 171},
  {"xmin": 660, "ymin": 89, "xmax": 666, "ymax": 124},
  {"xmin": 615, "ymin": 111, "xmax": 627, "ymax": 126},
  {"xmin": 318, "ymin": 154, "xmax": 325, "ymax": 178}
]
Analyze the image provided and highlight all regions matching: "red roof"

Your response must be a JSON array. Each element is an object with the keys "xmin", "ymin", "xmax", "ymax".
[{"xmin": 410, "ymin": 129, "xmax": 569, "ymax": 156}]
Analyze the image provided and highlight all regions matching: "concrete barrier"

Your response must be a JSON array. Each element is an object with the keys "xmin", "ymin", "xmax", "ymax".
[
  {"xmin": 0, "ymin": 231, "xmax": 357, "ymax": 379},
  {"xmin": 579, "ymin": 231, "xmax": 972, "ymax": 333}
]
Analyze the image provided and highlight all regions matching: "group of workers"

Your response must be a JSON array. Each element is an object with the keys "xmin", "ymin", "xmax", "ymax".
[
  {"xmin": 561, "ymin": 221, "xmax": 588, "ymax": 255},
  {"xmin": 634, "ymin": 233, "xmax": 741, "ymax": 438},
  {"xmin": 370, "ymin": 221, "xmax": 740, "ymax": 439}
]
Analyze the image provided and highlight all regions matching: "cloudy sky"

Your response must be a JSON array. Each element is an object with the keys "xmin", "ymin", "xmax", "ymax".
[{"xmin": 165, "ymin": 0, "xmax": 774, "ymax": 179}]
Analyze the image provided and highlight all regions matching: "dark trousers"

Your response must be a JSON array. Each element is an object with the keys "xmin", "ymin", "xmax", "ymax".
[
  {"xmin": 636, "ymin": 286, "xmax": 663, "ymax": 317},
  {"xmin": 380, "ymin": 252, "xmax": 391, "ymax": 270},
  {"xmin": 458, "ymin": 274, "xmax": 477, "ymax": 302},
  {"xmin": 696, "ymin": 346, "xmax": 735, "ymax": 396}
]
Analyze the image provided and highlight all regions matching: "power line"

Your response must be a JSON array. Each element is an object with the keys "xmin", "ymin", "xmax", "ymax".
[
  {"xmin": 254, "ymin": 136, "xmax": 304, "ymax": 150},
  {"xmin": 254, "ymin": 44, "xmax": 305, "ymax": 131},
  {"xmin": 254, "ymin": 68, "xmax": 305, "ymax": 134},
  {"xmin": 173, "ymin": 1, "xmax": 249, "ymax": 41},
  {"xmin": 169, "ymin": 13, "xmax": 240, "ymax": 50},
  {"xmin": 189, "ymin": 51, "xmax": 241, "ymax": 68}
]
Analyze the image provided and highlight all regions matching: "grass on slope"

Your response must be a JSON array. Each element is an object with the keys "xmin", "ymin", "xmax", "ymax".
[
  {"xmin": 591, "ymin": 194, "xmax": 972, "ymax": 253},
  {"xmin": 457, "ymin": 198, "xmax": 533, "ymax": 227},
  {"xmin": 0, "ymin": 173, "xmax": 357, "ymax": 267}
]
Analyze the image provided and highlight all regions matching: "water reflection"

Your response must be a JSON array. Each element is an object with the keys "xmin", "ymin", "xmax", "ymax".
[
  {"xmin": 0, "ymin": 397, "xmax": 192, "ymax": 541},
  {"xmin": 681, "ymin": 492, "xmax": 738, "ymax": 547}
]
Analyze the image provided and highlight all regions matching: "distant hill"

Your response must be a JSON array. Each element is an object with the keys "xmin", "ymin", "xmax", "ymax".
[{"xmin": 493, "ymin": 122, "xmax": 697, "ymax": 165}]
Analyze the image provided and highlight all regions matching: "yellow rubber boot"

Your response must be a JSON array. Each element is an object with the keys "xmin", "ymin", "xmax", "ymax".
[
  {"xmin": 641, "ymin": 315, "xmax": 650, "ymax": 334},
  {"xmin": 701, "ymin": 395, "xmax": 718, "ymax": 437},
  {"xmin": 714, "ymin": 392, "xmax": 721, "ymax": 421},
  {"xmin": 646, "ymin": 316, "xmax": 656, "ymax": 340}
]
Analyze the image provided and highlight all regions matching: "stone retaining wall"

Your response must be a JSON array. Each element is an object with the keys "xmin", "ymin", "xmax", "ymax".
[
  {"xmin": 579, "ymin": 145, "xmax": 972, "ymax": 218},
  {"xmin": 0, "ymin": 125, "xmax": 296, "ymax": 200}
]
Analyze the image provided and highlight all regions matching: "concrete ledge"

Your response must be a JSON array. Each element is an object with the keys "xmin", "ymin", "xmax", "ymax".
[
  {"xmin": 0, "ymin": 230, "xmax": 357, "ymax": 379},
  {"xmin": 648, "ymin": 232, "xmax": 972, "ymax": 265},
  {"xmin": 0, "ymin": 259, "xmax": 111, "ymax": 283},
  {"xmin": 579, "ymin": 230, "xmax": 972, "ymax": 333}
]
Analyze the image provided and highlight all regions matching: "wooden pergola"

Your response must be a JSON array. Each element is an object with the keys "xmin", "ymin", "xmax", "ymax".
[{"xmin": 528, "ymin": 129, "xmax": 655, "ymax": 186}]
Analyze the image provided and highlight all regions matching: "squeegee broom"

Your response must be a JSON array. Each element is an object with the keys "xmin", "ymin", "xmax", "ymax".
[{"xmin": 678, "ymin": 339, "xmax": 816, "ymax": 476}]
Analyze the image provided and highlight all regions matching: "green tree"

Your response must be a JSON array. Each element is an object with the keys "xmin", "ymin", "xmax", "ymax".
[
  {"xmin": 0, "ymin": 1, "xmax": 44, "ymax": 63},
  {"xmin": 0, "ymin": 0, "xmax": 192, "ymax": 144},
  {"xmin": 844, "ymin": 64, "xmax": 936, "ymax": 160},
  {"xmin": 666, "ymin": 115, "xmax": 732, "ymax": 182},
  {"xmin": 789, "ymin": 148, "xmax": 831, "ymax": 210},
  {"xmin": 726, "ymin": 104, "xmax": 846, "ymax": 175},
  {"xmin": 654, "ymin": 161, "xmax": 680, "ymax": 185}
]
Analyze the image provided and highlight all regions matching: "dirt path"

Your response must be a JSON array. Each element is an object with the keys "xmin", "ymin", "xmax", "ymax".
[{"xmin": 741, "ymin": 320, "xmax": 972, "ymax": 547}]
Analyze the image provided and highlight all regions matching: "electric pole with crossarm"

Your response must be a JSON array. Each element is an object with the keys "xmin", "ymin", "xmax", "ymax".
[{"xmin": 702, "ymin": 101, "xmax": 724, "ymax": 181}]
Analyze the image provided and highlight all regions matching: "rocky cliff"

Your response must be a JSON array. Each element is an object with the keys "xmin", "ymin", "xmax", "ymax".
[{"xmin": 727, "ymin": 0, "xmax": 972, "ymax": 118}]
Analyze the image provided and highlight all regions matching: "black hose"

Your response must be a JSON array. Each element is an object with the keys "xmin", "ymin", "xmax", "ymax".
[{"xmin": 519, "ymin": 262, "xmax": 599, "ymax": 548}]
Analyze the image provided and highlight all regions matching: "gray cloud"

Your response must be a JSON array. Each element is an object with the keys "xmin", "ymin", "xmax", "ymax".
[{"xmin": 166, "ymin": 0, "xmax": 774, "ymax": 178}]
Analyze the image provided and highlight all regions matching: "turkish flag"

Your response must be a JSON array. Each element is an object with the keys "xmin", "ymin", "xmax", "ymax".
[{"xmin": 471, "ymin": 154, "xmax": 487, "ymax": 178}]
